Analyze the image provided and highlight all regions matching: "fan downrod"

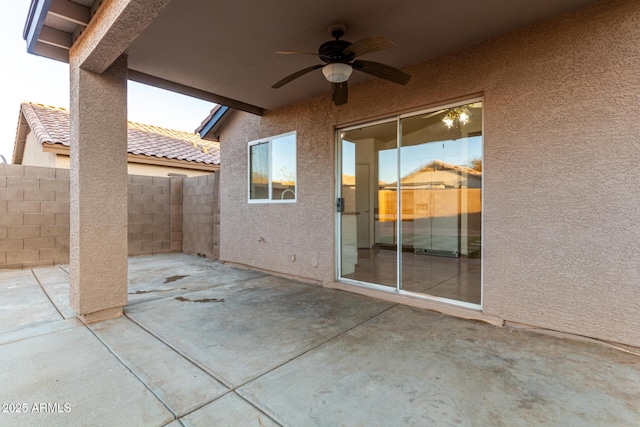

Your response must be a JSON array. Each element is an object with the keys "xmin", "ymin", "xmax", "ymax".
[
  {"xmin": 328, "ymin": 23, "xmax": 347, "ymax": 40},
  {"xmin": 320, "ymin": 23, "xmax": 353, "ymax": 63}
]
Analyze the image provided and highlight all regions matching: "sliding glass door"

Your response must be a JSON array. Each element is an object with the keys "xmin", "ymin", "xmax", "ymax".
[
  {"xmin": 338, "ymin": 99, "xmax": 483, "ymax": 306},
  {"xmin": 340, "ymin": 120, "xmax": 397, "ymax": 288}
]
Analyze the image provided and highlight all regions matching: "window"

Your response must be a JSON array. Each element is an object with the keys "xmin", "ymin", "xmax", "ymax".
[{"xmin": 248, "ymin": 132, "xmax": 296, "ymax": 202}]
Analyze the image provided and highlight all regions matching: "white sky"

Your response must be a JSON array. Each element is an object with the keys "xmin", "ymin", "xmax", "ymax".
[{"xmin": 0, "ymin": 2, "xmax": 215, "ymax": 163}]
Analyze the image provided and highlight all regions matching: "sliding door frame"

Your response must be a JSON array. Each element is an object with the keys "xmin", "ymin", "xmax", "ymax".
[{"xmin": 336, "ymin": 96, "xmax": 484, "ymax": 310}]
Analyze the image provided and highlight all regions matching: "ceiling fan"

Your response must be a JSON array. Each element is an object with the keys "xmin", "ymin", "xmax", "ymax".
[{"xmin": 272, "ymin": 24, "xmax": 411, "ymax": 106}]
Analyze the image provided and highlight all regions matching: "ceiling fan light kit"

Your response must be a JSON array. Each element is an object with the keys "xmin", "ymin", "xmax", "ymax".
[
  {"xmin": 273, "ymin": 24, "xmax": 411, "ymax": 106},
  {"xmin": 442, "ymin": 107, "xmax": 471, "ymax": 129},
  {"xmin": 322, "ymin": 63, "xmax": 353, "ymax": 83}
]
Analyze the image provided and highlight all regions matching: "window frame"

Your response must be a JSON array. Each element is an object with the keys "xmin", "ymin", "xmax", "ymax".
[{"xmin": 247, "ymin": 131, "xmax": 297, "ymax": 204}]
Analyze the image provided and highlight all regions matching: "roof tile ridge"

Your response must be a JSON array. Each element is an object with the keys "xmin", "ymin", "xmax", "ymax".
[
  {"xmin": 127, "ymin": 120, "xmax": 199, "ymax": 137},
  {"xmin": 40, "ymin": 103, "xmax": 71, "ymax": 146},
  {"xmin": 127, "ymin": 120, "xmax": 200, "ymax": 138}
]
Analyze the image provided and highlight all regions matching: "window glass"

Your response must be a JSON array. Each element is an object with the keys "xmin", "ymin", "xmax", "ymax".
[
  {"xmin": 271, "ymin": 134, "xmax": 296, "ymax": 200},
  {"xmin": 248, "ymin": 132, "xmax": 296, "ymax": 202},
  {"xmin": 250, "ymin": 142, "xmax": 269, "ymax": 200}
]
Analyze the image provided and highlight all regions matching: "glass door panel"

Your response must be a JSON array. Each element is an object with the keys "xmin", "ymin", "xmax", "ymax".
[
  {"xmin": 338, "ymin": 100, "xmax": 482, "ymax": 306},
  {"xmin": 399, "ymin": 102, "xmax": 483, "ymax": 304},
  {"xmin": 340, "ymin": 121, "xmax": 398, "ymax": 288}
]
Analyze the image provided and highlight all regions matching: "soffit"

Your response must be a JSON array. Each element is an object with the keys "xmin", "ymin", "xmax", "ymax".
[
  {"xmin": 25, "ymin": 0, "xmax": 599, "ymax": 111},
  {"xmin": 25, "ymin": 0, "xmax": 97, "ymax": 62},
  {"xmin": 125, "ymin": 0, "xmax": 598, "ymax": 111}
]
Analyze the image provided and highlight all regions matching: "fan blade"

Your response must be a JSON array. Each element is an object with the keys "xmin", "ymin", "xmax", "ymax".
[
  {"xmin": 275, "ymin": 51, "xmax": 319, "ymax": 57},
  {"xmin": 352, "ymin": 60, "xmax": 411, "ymax": 85},
  {"xmin": 343, "ymin": 35, "xmax": 394, "ymax": 58},
  {"xmin": 276, "ymin": 51, "xmax": 316, "ymax": 55},
  {"xmin": 275, "ymin": 51, "xmax": 332, "ymax": 61},
  {"xmin": 332, "ymin": 82, "xmax": 348, "ymax": 106},
  {"xmin": 272, "ymin": 65, "xmax": 323, "ymax": 88}
]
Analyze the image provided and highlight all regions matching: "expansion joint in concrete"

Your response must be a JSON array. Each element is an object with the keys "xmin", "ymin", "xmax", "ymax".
[
  {"xmin": 29, "ymin": 268, "xmax": 65, "ymax": 320},
  {"xmin": 85, "ymin": 324, "xmax": 177, "ymax": 419},
  {"xmin": 122, "ymin": 311, "xmax": 227, "ymax": 382},
  {"xmin": 234, "ymin": 303, "xmax": 400, "ymax": 391}
]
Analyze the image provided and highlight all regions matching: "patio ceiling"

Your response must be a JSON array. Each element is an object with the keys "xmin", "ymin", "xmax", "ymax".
[{"xmin": 26, "ymin": 0, "xmax": 599, "ymax": 113}]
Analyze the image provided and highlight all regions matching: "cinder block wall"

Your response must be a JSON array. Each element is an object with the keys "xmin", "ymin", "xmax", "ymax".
[
  {"xmin": 182, "ymin": 172, "xmax": 219, "ymax": 259},
  {"xmin": 0, "ymin": 164, "xmax": 188, "ymax": 269},
  {"xmin": 127, "ymin": 175, "xmax": 183, "ymax": 256},
  {"xmin": 169, "ymin": 175, "xmax": 184, "ymax": 253},
  {"xmin": 0, "ymin": 164, "xmax": 70, "ymax": 269}
]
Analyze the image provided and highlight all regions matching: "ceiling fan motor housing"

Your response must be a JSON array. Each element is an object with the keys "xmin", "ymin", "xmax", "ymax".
[{"xmin": 319, "ymin": 39, "xmax": 354, "ymax": 63}]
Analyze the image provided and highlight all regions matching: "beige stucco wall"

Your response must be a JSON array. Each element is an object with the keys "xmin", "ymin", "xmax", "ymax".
[
  {"xmin": 126, "ymin": 162, "xmax": 212, "ymax": 177},
  {"xmin": 221, "ymin": 101, "xmax": 336, "ymax": 283},
  {"xmin": 219, "ymin": 0, "xmax": 640, "ymax": 346},
  {"xmin": 22, "ymin": 132, "xmax": 57, "ymax": 168},
  {"xmin": 53, "ymin": 154, "xmax": 213, "ymax": 177},
  {"xmin": 54, "ymin": 154, "xmax": 68, "ymax": 169}
]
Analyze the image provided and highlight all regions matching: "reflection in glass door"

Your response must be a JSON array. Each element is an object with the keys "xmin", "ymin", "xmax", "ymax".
[
  {"xmin": 340, "ymin": 121, "xmax": 398, "ymax": 288},
  {"xmin": 399, "ymin": 103, "xmax": 482, "ymax": 304},
  {"xmin": 338, "ymin": 100, "xmax": 483, "ymax": 306}
]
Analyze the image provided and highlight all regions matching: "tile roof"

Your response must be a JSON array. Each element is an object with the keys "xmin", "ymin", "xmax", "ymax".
[{"xmin": 20, "ymin": 102, "xmax": 220, "ymax": 165}]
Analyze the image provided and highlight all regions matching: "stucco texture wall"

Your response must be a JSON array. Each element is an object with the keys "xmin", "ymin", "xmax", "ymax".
[
  {"xmin": 219, "ymin": 0, "xmax": 640, "ymax": 346},
  {"xmin": 22, "ymin": 133, "xmax": 57, "ymax": 168},
  {"xmin": 221, "ymin": 101, "xmax": 336, "ymax": 283}
]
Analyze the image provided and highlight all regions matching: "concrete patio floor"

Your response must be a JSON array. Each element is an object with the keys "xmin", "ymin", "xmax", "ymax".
[{"xmin": 0, "ymin": 253, "xmax": 639, "ymax": 426}]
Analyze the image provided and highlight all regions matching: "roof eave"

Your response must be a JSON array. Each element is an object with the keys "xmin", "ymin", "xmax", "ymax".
[
  {"xmin": 196, "ymin": 105, "xmax": 231, "ymax": 141},
  {"xmin": 23, "ymin": 0, "xmax": 52, "ymax": 54},
  {"xmin": 12, "ymin": 110, "xmax": 31, "ymax": 165}
]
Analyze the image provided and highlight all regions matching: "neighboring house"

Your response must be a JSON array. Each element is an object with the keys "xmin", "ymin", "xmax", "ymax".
[
  {"xmin": 22, "ymin": 0, "xmax": 640, "ymax": 348},
  {"xmin": 13, "ymin": 102, "xmax": 219, "ymax": 177}
]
